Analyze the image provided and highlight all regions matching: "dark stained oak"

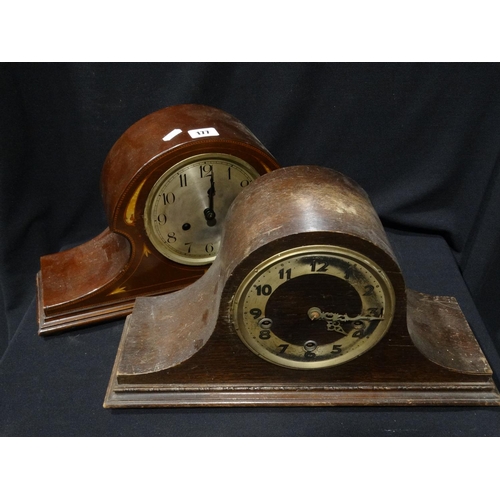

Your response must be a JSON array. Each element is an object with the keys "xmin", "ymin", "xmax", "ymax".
[{"xmin": 104, "ymin": 166, "xmax": 500, "ymax": 407}]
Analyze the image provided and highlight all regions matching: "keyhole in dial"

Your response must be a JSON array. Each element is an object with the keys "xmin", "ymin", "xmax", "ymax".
[
  {"xmin": 304, "ymin": 340, "xmax": 318, "ymax": 352},
  {"xmin": 258, "ymin": 318, "xmax": 273, "ymax": 329}
]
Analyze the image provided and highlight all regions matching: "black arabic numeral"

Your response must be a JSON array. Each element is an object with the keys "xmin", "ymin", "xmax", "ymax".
[
  {"xmin": 249, "ymin": 308, "xmax": 262, "ymax": 319},
  {"xmin": 278, "ymin": 268, "xmax": 292, "ymax": 280},
  {"xmin": 352, "ymin": 329, "xmax": 368, "ymax": 339},
  {"xmin": 310, "ymin": 261, "xmax": 329, "ymax": 272},
  {"xmin": 278, "ymin": 344, "xmax": 289, "ymax": 354},
  {"xmin": 259, "ymin": 330, "xmax": 271, "ymax": 340},
  {"xmin": 331, "ymin": 344, "xmax": 342, "ymax": 355},
  {"xmin": 368, "ymin": 307, "xmax": 382, "ymax": 317},
  {"xmin": 344, "ymin": 266, "xmax": 354, "ymax": 280},
  {"xmin": 255, "ymin": 284, "xmax": 272, "ymax": 296}
]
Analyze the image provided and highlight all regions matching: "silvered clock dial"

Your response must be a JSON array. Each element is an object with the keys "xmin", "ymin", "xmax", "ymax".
[{"xmin": 144, "ymin": 153, "xmax": 259, "ymax": 265}]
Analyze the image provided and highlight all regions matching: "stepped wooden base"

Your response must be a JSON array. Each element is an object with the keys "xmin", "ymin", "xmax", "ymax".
[
  {"xmin": 104, "ymin": 290, "xmax": 500, "ymax": 408},
  {"xmin": 36, "ymin": 229, "xmax": 206, "ymax": 335},
  {"xmin": 37, "ymin": 272, "xmax": 133, "ymax": 334}
]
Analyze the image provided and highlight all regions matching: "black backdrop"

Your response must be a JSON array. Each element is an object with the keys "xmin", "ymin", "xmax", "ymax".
[{"xmin": 1, "ymin": 63, "xmax": 500, "ymax": 436}]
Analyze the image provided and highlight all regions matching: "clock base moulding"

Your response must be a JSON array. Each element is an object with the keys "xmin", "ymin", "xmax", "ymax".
[{"xmin": 103, "ymin": 281, "xmax": 500, "ymax": 408}]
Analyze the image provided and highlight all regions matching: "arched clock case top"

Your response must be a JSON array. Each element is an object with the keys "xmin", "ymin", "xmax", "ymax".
[
  {"xmin": 104, "ymin": 165, "xmax": 500, "ymax": 408},
  {"xmin": 36, "ymin": 104, "xmax": 281, "ymax": 335}
]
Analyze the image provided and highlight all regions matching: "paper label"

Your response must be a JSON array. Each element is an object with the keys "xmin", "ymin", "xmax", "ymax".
[{"xmin": 188, "ymin": 127, "xmax": 219, "ymax": 139}]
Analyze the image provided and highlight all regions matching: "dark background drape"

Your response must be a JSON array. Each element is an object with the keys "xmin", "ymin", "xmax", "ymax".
[{"xmin": 1, "ymin": 62, "xmax": 499, "ymax": 435}]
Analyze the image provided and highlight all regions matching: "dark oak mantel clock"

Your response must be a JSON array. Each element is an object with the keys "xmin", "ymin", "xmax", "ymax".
[
  {"xmin": 36, "ymin": 104, "xmax": 281, "ymax": 335},
  {"xmin": 104, "ymin": 165, "xmax": 500, "ymax": 408}
]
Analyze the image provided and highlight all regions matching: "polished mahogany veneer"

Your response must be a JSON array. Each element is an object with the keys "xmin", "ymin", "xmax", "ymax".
[{"xmin": 37, "ymin": 104, "xmax": 281, "ymax": 335}]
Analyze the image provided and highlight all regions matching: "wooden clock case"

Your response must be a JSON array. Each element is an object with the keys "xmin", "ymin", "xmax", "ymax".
[
  {"xmin": 104, "ymin": 166, "xmax": 500, "ymax": 408},
  {"xmin": 36, "ymin": 104, "xmax": 281, "ymax": 335}
]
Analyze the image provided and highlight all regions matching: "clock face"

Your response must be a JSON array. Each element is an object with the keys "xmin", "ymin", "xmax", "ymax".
[
  {"xmin": 144, "ymin": 153, "xmax": 260, "ymax": 265},
  {"xmin": 231, "ymin": 245, "xmax": 395, "ymax": 369}
]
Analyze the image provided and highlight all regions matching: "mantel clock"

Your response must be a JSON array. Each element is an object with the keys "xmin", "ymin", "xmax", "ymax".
[
  {"xmin": 104, "ymin": 166, "xmax": 500, "ymax": 408},
  {"xmin": 37, "ymin": 104, "xmax": 280, "ymax": 335}
]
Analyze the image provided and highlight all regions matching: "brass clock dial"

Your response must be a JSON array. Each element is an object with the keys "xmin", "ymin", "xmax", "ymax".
[
  {"xmin": 144, "ymin": 153, "xmax": 259, "ymax": 265},
  {"xmin": 231, "ymin": 245, "xmax": 395, "ymax": 369}
]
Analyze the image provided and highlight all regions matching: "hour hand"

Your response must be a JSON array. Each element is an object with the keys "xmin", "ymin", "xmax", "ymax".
[{"xmin": 204, "ymin": 175, "xmax": 217, "ymax": 226}]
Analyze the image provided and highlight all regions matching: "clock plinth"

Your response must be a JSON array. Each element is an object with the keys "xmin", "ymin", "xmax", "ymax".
[
  {"xmin": 36, "ymin": 229, "xmax": 206, "ymax": 335},
  {"xmin": 36, "ymin": 105, "xmax": 280, "ymax": 335},
  {"xmin": 104, "ymin": 268, "xmax": 500, "ymax": 408},
  {"xmin": 104, "ymin": 165, "xmax": 500, "ymax": 408}
]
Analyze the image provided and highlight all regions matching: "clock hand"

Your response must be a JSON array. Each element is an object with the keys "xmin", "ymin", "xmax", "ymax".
[
  {"xmin": 308, "ymin": 307, "xmax": 383, "ymax": 333},
  {"xmin": 307, "ymin": 308, "xmax": 383, "ymax": 322},
  {"xmin": 204, "ymin": 174, "xmax": 217, "ymax": 227},
  {"xmin": 335, "ymin": 314, "xmax": 384, "ymax": 322}
]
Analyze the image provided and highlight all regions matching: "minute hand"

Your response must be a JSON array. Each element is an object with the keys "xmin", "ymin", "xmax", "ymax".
[
  {"xmin": 308, "ymin": 308, "xmax": 383, "ymax": 322},
  {"xmin": 327, "ymin": 313, "xmax": 384, "ymax": 322}
]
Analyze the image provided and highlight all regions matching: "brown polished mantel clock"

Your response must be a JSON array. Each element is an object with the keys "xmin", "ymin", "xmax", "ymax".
[
  {"xmin": 36, "ymin": 104, "xmax": 281, "ymax": 335},
  {"xmin": 104, "ymin": 165, "xmax": 500, "ymax": 408}
]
